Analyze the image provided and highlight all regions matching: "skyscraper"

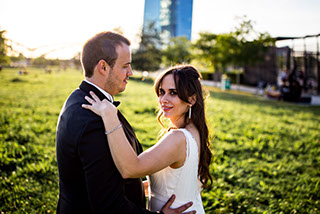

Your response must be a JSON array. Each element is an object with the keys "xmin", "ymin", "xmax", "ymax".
[
  {"xmin": 143, "ymin": 0, "xmax": 193, "ymax": 42},
  {"xmin": 143, "ymin": 0, "xmax": 161, "ymax": 34}
]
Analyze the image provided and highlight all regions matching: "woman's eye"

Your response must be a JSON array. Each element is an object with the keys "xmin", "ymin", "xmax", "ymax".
[{"xmin": 170, "ymin": 91, "xmax": 177, "ymax": 95}]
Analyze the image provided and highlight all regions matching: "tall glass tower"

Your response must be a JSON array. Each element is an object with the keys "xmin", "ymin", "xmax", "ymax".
[
  {"xmin": 143, "ymin": 0, "xmax": 193, "ymax": 41},
  {"xmin": 143, "ymin": 0, "xmax": 161, "ymax": 34}
]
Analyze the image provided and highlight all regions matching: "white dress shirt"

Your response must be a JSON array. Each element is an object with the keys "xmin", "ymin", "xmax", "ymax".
[{"xmin": 84, "ymin": 79, "xmax": 114, "ymax": 103}]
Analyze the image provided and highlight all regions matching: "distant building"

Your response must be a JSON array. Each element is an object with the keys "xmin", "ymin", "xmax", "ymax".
[
  {"xmin": 143, "ymin": 0, "xmax": 161, "ymax": 34},
  {"xmin": 143, "ymin": 0, "xmax": 193, "ymax": 42},
  {"xmin": 242, "ymin": 47, "xmax": 278, "ymax": 86}
]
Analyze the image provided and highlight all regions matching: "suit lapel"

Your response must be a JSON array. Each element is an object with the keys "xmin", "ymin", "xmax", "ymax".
[
  {"xmin": 79, "ymin": 81, "xmax": 141, "ymax": 154},
  {"xmin": 117, "ymin": 111, "xmax": 139, "ymax": 153},
  {"xmin": 79, "ymin": 81, "xmax": 108, "ymax": 102}
]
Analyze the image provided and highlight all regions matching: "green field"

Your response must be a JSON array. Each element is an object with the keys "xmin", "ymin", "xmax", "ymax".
[{"xmin": 0, "ymin": 67, "xmax": 319, "ymax": 213}]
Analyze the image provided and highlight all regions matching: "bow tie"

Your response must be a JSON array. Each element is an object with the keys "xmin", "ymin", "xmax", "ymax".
[{"xmin": 113, "ymin": 101, "xmax": 120, "ymax": 107}]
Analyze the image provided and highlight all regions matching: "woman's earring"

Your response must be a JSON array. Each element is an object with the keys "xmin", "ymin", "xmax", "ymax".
[{"xmin": 189, "ymin": 105, "xmax": 192, "ymax": 119}]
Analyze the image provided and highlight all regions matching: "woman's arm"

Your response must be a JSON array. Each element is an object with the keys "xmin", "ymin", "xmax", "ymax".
[
  {"xmin": 82, "ymin": 91, "xmax": 187, "ymax": 179},
  {"xmin": 105, "ymin": 116, "xmax": 186, "ymax": 178}
]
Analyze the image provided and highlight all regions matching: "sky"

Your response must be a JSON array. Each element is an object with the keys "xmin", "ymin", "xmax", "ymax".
[{"xmin": 1, "ymin": 0, "xmax": 320, "ymax": 59}]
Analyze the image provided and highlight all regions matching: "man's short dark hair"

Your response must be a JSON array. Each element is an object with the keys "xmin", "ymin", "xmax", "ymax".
[{"xmin": 81, "ymin": 31, "xmax": 131, "ymax": 77}]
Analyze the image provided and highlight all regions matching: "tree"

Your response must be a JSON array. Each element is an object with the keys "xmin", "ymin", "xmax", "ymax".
[
  {"xmin": 132, "ymin": 22, "xmax": 162, "ymax": 71},
  {"xmin": 31, "ymin": 55, "xmax": 47, "ymax": 66},
  {"xmin": 112, "ymin": 26, "xmax": 124, "ymax": 35},
  {"xmin": 193, "ymin": 16, "xmax": 275, "ymax": 75},
  {"xmin": 162, "ymin": 37, "xmax": 192, "ymax": 66},
  {"xmin": 72, "ymin": 52, "xmax": 82, "ymax": 69},
  {"xmin": 0, "ymin": 28, "xmax": 11, "ymax": 64},
  {"xmin": 193, "ymin": 32, "xmax": 238, "ymax": 73},
  {"xmin": 10, "ymin": 53, "xmax": 26, "ymax": 63},
  {"xmin": 192, "ymin": 32, "xmax": 218, "ymax": 72},
  {"xmin": 232, "ymin": 16, "xmax": 275, "ymax": 68}
]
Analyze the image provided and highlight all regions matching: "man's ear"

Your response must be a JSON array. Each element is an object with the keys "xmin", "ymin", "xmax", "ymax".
[
  {"xmin": 97, "ymin": 60, "xmax": 111, "ymax": 75},
  {"xmin": 188, "ymin": 94, "xmax": 197, "ymax": 106}
]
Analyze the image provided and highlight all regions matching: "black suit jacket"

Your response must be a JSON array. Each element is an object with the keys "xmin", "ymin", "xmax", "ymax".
[{"xmin": 56, "ymin": 81, "xmax": 158, "ymax": 214}]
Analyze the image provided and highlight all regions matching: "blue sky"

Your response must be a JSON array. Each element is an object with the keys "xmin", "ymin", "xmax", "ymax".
[{"xmin": 1, "ymin": 0, "xmax": 320, "ymax": 59}]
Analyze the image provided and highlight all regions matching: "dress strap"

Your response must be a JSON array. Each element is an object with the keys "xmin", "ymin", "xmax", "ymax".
[{"xmin": 177, "ymin": 128, "xmax": 198, "ymax": 162}]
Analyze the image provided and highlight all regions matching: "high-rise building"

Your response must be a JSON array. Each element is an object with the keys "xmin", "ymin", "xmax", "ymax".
[
  {"xmin": 143, "ymin": 0, "xmax": 193, "ymax": 42},
  {"xmin": 161, "ymin": 0, "xmax": 193, "ymax": 41},
  {"xmin": 143, "ymin": 0, "xmax": 161, "ymax": 34}
]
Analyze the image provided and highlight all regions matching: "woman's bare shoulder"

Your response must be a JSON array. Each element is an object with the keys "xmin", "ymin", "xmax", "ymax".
[{"xmin": 161, "ymin": 129, "xmax": 187, "ymax": 145}]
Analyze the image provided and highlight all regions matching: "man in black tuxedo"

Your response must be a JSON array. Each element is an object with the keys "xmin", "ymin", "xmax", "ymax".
[{"xmin": 56, "ymin": 32, "xmax": 194, "ymax": 214}]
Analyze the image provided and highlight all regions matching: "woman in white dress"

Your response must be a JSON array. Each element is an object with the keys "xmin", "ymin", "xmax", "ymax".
[{"xmin": 82, "ymin": 65, "xmax": 212, "ymax": 213}]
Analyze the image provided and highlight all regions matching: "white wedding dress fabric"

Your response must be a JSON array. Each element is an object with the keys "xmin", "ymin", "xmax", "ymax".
[{"xmin": 147, "ymin": 129, "xmax": 205, "ymax": 214}]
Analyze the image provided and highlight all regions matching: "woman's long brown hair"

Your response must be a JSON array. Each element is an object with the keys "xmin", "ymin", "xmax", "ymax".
[{"xmin": 154, "ymin": 65, "xmax": 213, "ymax": 188}]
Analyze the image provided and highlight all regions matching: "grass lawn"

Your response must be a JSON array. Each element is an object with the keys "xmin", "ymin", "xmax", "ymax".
[{"xmin": 0, "ymin": 67, "xmax": 319, "ymax": 213}]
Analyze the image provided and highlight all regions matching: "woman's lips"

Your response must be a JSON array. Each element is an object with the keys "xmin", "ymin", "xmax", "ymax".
[{"xmin": 162, "ymin": 106, "xmax": 172, "ymax": 112}]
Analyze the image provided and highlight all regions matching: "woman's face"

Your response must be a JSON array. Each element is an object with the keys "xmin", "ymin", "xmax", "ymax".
[{"xmin": 158, "ymin": 74, "xmax": 190, "ymax": 126}]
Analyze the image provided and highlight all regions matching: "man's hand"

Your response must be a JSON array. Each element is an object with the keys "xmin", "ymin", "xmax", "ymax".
[
  {"xmin": 143, "ymin": 180, "xmax": 149, "ymax": 197},
  {"xmin": 161, "ymin": 195, "xmax": 196, "ymax": 214}
]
